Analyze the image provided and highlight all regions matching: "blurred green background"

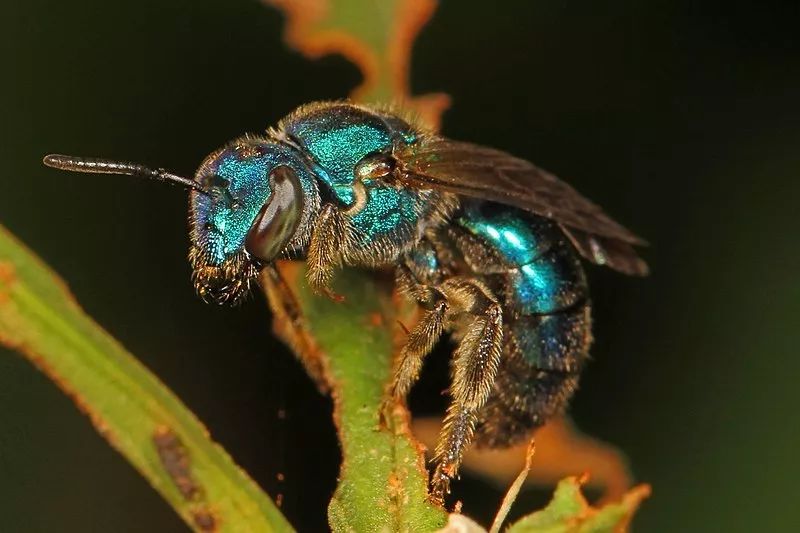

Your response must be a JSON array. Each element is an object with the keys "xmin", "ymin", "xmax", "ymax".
[{"xmin": 2, "ymin": 0, "xmax": 799, "ymax": 531}]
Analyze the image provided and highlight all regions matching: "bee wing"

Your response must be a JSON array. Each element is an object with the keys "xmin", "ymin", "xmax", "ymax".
[{"xmin": 395, "ymin": 138, "xmax": 649, "ymax": 276}]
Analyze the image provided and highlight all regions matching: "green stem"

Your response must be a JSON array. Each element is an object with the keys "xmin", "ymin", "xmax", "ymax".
[{"xmin": 275, "ymin": 266, "xmax": 447, "ymax": 532}]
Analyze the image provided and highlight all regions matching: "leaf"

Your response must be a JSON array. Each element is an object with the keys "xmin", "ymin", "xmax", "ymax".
[
  {"xmin": 412, "ymin": 416, "xmax": 634, "ymax": 505},
  {"xmin": 506, "ymin": 477, "xmax": 650, "ymax": 533},
  {"xmin": 0, "ymin": 225, "xmax": 292, "ymax": 533},
  {"xmin": 265, "ymin": 0, "xmax": 450, "ymax": 130},
  {"xmin": 262, "ymin": 263, "xmax": 447, "ymax": 532}
]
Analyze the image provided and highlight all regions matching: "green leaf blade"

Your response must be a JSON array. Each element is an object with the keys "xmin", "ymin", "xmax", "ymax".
[
  {"xmin": 0, "ymin": 225, "xmax": 292, "ymax": 533},
  {"xmin": 506, "ymin": 477, "xmax": 650, "ymax": 533}
]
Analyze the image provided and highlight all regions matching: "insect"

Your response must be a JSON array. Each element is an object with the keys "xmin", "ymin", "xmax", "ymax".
[{"xmin": 44, "ymin": 101, "xmax": 647, "ymax": 503}]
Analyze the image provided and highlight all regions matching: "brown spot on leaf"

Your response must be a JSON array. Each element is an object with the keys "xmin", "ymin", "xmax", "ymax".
[
  {"xmin": 368, "ymin": 312, "xmax": 384, "ymax": 328},
  {"xmin": 0, "ymin": 261, "xmax": 16, "ymax": 304},
  {"xmin": 153, "ymin": 428, "xmax": 220, "ymax": 531},
  {"xmin": 0, "ymin": 261, "xmax": 16, "ymax": 285},
  {"xmin": 192, "ymin": 509, "xmax": 218, "ymax": 532},
  {"xmin": 387, "ymin": 471, "xmax": 402, "ymax": 495},
  {"xmin": 386, "ymin": 471, "xmax": 406, "ymax": 516},
  {"xmin": 153, "ymin": 426, "xmax": 202, "ymax": 501}
]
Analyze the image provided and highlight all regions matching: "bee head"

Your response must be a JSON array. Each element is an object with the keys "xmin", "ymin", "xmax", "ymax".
[
  {"xmin": 189, "ymin": 138, "xmax": 317, "ymax": 305},
  {"xmin": 44, "ymin": 135, "xmax": 318, "ymax": 307}
]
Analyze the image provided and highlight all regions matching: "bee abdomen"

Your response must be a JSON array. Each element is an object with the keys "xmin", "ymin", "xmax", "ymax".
[
  {"xmin": 474, "ymin": 300, "xmax": 591, "ymax": 447},
  {"xmin": 506, "ymin": 301, "xmax": 592, "ymax": 374},
  {"xmin": 448, "ymin": 204, "xmax": 593, "ymax": 447},
  {"xmin": 502, "ymin": 244, "xmax": 588, "ymax": 315}
]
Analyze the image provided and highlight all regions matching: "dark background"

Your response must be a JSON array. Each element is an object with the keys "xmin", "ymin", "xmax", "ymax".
[{"xmin": 2, "ymin": 0, "xmax": 799, "ymax": 531}]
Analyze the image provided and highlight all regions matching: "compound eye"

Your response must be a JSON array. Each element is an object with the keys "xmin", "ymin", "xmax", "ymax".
[{"xmin": 245, "ymin": 165, "xmax": 304, "ymax": 263}]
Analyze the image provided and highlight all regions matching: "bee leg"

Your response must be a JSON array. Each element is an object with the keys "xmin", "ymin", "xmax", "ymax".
[
  {"xmin": 430, "ymin": 281, "xmax": 503, "ymax": 504},
  {"xmin": 380, "ymin": 266, "xmax": 446, "ymax": 426},
  {"xmin": 306, "ymin": 204, "xmax": 349, "ymax": 301},
  {"xmin": 390, "ymin": 299, "xmax": 448, "ymax": 401}
]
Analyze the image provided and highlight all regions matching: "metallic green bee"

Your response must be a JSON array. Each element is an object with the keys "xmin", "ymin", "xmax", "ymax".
[{"xmin": 44, "ymin": 101, "xmax": 647, "ymax": 503}]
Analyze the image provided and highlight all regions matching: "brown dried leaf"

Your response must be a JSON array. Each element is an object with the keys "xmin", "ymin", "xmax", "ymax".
[
  {"xmin": 413, "ymin": 416, "xmax": 633, "ymax": 504},
  {"xmin": 265, "ymin": 0, "xmax": 450, "ymax": 130}
]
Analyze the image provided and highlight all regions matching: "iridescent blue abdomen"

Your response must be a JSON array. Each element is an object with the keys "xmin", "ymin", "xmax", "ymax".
[
  {"xmin": 410, "ymin": 201, "xmax": 592, "ymax": 446},
  {"xmin": 456, "ymin": 203, "xmax": 587, "ymax": 316}
]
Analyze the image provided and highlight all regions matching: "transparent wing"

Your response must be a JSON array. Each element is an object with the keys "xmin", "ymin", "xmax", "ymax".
[{"xmin": 396, "ymin": 138, "xmax": 648, "ymax": 275}]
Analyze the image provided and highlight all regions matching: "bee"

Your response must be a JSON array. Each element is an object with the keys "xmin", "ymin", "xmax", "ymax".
[{"xmin": 44, "ymin": 101, "xmax": 647, "ymax": 503}]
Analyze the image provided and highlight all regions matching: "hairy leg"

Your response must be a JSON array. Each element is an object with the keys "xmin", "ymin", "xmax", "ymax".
[
  {"xmin": 430, "ymin": 288, "xmax": 502, "ymax": 503},
  {"xmin": 391, "ymin": 300, "xmax": 448, "ymax": 400},
  {"xmin": 390, "ymin": 269, "xmax": 505, "ymax": 503},
  {"xmin": 306, "ymin": 204, "xmax": 349, "ymax": 300}
]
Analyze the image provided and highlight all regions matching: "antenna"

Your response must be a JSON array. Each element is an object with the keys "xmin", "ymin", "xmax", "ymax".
[{"xmin": 42, "ymin": 154, "xmax": 208, "ymax": 195}]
